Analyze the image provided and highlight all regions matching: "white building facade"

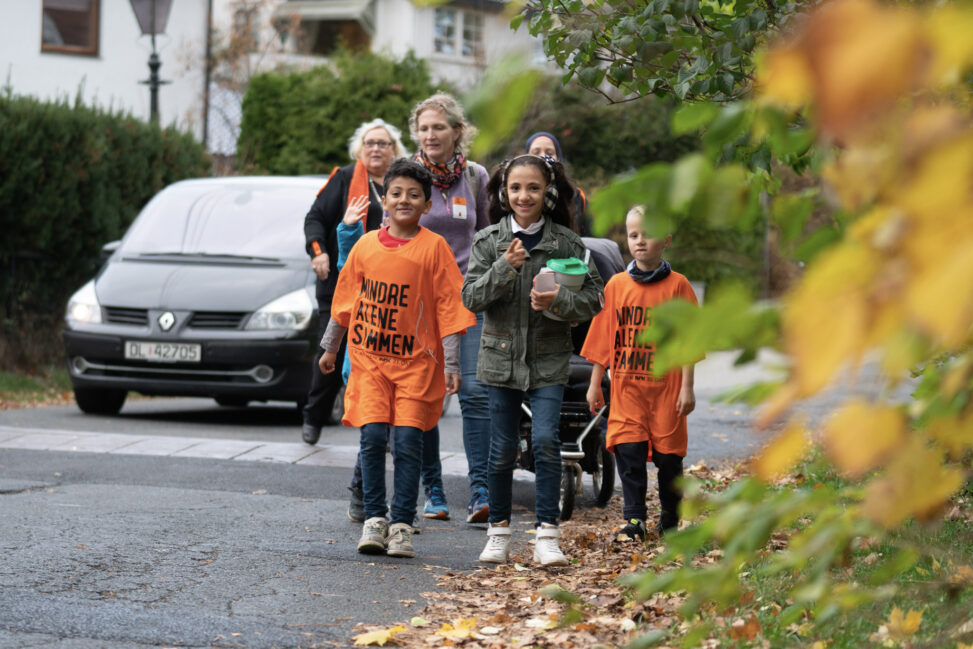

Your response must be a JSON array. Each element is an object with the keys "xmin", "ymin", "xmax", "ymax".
[{"xmin": 1, "ymin": 0, "xmax": 544, "ymax": 153}]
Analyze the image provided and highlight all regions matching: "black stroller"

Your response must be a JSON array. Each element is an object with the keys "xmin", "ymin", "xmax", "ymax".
[{"xmin": 515, "ymin": 238, "xmax": 625, "ymax": 520}]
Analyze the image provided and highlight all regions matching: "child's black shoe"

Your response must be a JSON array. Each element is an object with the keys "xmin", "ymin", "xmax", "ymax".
[{"xmin": 615, "ymin": 518, "xmax": 646, "ymax": 542}]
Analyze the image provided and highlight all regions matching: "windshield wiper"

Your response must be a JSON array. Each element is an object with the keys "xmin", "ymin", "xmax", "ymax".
[{"xmin": 137, "ymin": 252, "xmax": 280, "ymax": 262}]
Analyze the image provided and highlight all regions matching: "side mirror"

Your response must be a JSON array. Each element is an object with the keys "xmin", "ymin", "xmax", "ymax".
[{"xmin": 100, "ymin": 240, "xmax": 121, "ymax": 263}]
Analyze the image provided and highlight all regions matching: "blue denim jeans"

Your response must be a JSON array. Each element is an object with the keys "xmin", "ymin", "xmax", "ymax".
[
  {"xmin": 458, "ymin": 313, "xmax": 490, "ymax": 497},
  {"xmin": 486, "ymin": 384, "xmax": 564, "ymax": 526},
  {"xmin": 420, "ymin": 426, "xmax": 443, "ymax": 493},
  {"xmin": 360, "ymin": 423, "xmax": 422, "ymax": 525},
  {"xmin": 351, "ymin": 428, "xmax": 442, "ymax": 495}
]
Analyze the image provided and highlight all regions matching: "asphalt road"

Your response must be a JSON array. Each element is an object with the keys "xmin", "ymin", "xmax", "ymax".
[{"xmin": 0, "ymin": 350, "xmax": 804, "ymax": 648}]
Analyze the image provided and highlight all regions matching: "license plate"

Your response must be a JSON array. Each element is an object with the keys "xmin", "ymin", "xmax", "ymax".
[{"xmin": 124, "ymin": 341, "xmax": 201, "ymax": 363}]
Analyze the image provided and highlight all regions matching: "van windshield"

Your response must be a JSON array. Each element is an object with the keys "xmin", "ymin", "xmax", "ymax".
[{"xmin": 119, "ymin": 183, "xmax": 313, "ymax": 260}]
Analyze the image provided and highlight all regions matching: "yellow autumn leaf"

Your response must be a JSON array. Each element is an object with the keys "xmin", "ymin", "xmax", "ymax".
[
  {"xmin": 923, "ymin": 5, "xmax": 973, "ymax": 86},
  {"xmin": 410, "ymin": 617, "xmax": 431, "ymax": 627},
  {"xmin": 753, "ymin": 419, "xmax": 810, "ymax": 482},
  {"xmin": 896, "ymin": 133, "xmax": 973, "ymax": 223},
  {"xmin": 756, "ymin": 45, "xmax": 812, "ymax": 109},
  {"xmin": 862, "ymin": 436, "xmax": 965, "ymax": 527},
  {"xmin": 905, "ymin": 239, "xmax": 973, "ymax": 348},
  {"xmin": 926, "ymin": 412, "xmax": 973, "ymax": 460},
  {"xmin": 783, "ymin": 241, "xmax": 878, "ymax": 396},
  {"xmin": 822, "ymin": 400, "xmax": 905, "ymax": 478},
  {"xmin": 352, "ymin": 625, "xmax": 407, "ymax": 646},
  {"xmin": 800, "ymin": 0, "xmax": 923, "ymax": 139},
  {"xmin": 436, "ymin": 617, "xmax": 478, "ymax": 639},
  {"xmin": 887, "ymin": 606, "xmax": 923, "ymax": 639}
]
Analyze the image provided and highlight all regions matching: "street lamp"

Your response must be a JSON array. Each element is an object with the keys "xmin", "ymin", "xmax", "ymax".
[{"xmin": 129, "ymin": 0, "xmax": 173, "ymax": 125}]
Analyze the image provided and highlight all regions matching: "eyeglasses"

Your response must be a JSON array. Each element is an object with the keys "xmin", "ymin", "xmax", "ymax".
[{"xmin": 363, "ymin": 140, "xmax": 393, "ymax": 149}]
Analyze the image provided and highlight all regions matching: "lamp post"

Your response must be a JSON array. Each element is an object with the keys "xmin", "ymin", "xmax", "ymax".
[{"xmin": 129, "ymin": 0, "xmax": 173, "ymax": 125}]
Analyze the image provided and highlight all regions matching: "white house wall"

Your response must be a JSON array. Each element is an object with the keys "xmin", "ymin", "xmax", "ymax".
[
  {"xmin": 373, "ymin": 1, "xmax": 540, "ymax": 90},
  {"xmin": 1, "ymin": 0, "xmax": 209, "ymax": 139}
]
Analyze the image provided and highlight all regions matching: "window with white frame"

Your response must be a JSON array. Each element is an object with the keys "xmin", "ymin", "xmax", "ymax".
[
  {"xmin": 233, "ymin": 4, "xmax": 260, "ymax": 52},
  {"xmin": 433, "ymin": 7, "xmax": 483, "ymax": 59},
  {"xmin": 41, "ymin": 0, "xmax": 99, "ymax": 55}
]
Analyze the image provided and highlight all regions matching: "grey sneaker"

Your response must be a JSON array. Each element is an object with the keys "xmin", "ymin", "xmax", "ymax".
[
  {"xmin": 357, "ymin": 517, "xmax": 388, "ymax": 554},
  {"xmin": 347, "ymin": 486, "xmax": 365, "ymax": 523},
  {"xmin": 386, "ymin": 523, "xmax": 415, "ymax": 558}
]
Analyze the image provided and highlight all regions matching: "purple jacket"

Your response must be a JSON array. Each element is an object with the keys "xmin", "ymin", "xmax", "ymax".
[{"xmin": 419, "ymin": 162, "xmax": 490, "ymax": 276}]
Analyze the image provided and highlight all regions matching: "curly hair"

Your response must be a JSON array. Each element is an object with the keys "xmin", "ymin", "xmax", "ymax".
[{"xmin": 408, "ymin": 92, "xmax": 478, "ymax": 155}]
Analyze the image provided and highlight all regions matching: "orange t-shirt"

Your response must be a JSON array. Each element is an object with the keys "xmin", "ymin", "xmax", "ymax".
[
  {"xmin": 580, "ymin": 270, "xmax": 698, "ymax": 454},
  {"xmin": 331, "ymin": 227, "xmax": 476, "ymax": 430}
]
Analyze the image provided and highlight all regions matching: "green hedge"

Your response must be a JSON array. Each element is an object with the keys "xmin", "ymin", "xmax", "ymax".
[
  {"xmin": 238, "ymin": 49, "xmax": 438, "ymax": 174},
  {"xmin": 0, "ymin": 92, "xmax": 210, "ymax": 332}
]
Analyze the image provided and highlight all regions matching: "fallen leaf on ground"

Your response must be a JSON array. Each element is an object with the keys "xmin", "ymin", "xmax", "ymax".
[{"xmin": 352, "ymin": 625, "xmax": 406, "ymax": 646}]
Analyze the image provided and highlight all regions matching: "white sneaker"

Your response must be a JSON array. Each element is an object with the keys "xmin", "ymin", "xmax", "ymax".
[
  {"xmin": 386, "ymin": 523, "xmax": 415, "ymax": 558},
  {"xmin": 357, "ymin": 517, "xmax": 388, "ymax": 554},
  {"xmin": 478, "ymin": 522, "xmax": 512, "ymax": 563},
  {"xmin": 533, "ymin": 523, "xmax": 569, "ymax": 567}
]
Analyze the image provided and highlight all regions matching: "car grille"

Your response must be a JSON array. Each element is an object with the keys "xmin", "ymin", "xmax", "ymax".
[
  {"xmin": 104, "ymin": 307, "xmax": 149, "ymax": 326},
  {"xmin": 188, "ymin": 311, "xmax": 247, "ymax": 329}
]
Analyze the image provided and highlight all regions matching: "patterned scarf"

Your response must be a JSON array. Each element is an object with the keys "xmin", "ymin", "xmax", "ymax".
[
  {"xmin": 627, "ymin": 259, "xmax": 671, "ymax": 283},
  {"xmin": 415, "ymin": 149, "xmax": 466, "ymax": 192}
]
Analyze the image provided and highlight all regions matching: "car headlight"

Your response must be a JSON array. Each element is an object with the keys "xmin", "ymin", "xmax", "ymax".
[
  {"xmin": 66, "ymin": 281, "xmax": 102, "ymax": 325},
  {"xmin": 246, "ymin": 288, "xmax": 313, "ymax": 331}
]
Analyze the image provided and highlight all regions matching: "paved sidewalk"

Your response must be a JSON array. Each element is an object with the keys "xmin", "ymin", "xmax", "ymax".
[{"xmin": 0, "ymin": 424, "xmax": 472, "ymax": 476}]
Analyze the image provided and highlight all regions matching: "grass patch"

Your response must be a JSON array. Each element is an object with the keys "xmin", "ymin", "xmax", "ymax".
[
  {"xmin": 680, "ymin": 458, "xmax": 973, "ymax": 649},
  {"xmin": 0, "ymin": 365, "xmax": 72, "ymax": 407}
]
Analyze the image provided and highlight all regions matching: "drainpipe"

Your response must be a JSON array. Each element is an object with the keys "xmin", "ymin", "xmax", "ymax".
[{"xmin": 202, "ymin": 0, "xmax": 213, "ymax": 149}]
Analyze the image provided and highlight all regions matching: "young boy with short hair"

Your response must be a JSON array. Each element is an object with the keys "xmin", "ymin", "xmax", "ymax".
[
  {"xmin": 319, "ymin": 159, "xmax": 475, "ymax": 557},
  {"xmin": 580, "ymin": 206, "xmax": 698, "ymax": 540}
]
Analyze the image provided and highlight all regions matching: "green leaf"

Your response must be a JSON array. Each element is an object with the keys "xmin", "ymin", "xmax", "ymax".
[
  {"xmin": 577, "ymin": 66, "xmax": 606, "ymax": 88},
  {"xmin": 702, "ymin": 103, "xmax": 750, "ymax": 155},
  {"xmin": 794, "ymin": 226, "xmax": 841, "ymax": 263},
  {"xmin": 538, "ymin": 584, "xmax": 583, "ymax": 604},
  {"xmin": 668, "ymin": 153, "xmax": 710, "ymax": 212},
  {"xmin": 771, "ymin": 192, "xmax": 816, "ymax": 244},
  {"xmin": 465, "ymin": 55, "xmax": 542, "ymax": 158},
  {"xmin": 672, "ymin": 103, "xmax": 719, "ymax": 134}
]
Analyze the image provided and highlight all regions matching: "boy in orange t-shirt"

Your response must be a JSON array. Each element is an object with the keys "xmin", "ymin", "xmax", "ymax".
[
  {"xmin": 580, "ymin": 206, "xmax": 698, "ymax": 541},
  {"xmin": 319, "ymin": 160, "xmax": 475, "ymax": 558}
]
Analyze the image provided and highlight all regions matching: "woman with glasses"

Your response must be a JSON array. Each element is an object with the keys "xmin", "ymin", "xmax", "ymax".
[
  {"xmin": 302, "ymin": 119, "xmax": 407, "ymax": 446},
  {"xmin": 407, "ymin": 93, "xmax": 492, "ymax": 524}
]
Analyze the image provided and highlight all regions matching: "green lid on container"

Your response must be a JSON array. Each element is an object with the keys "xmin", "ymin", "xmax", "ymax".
[{"xmin": 546, "ymin": 257, "xmax": 588, "ymax": 275}]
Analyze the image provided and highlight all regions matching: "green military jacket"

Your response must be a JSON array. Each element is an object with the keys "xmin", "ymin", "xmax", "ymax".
[{"xmin": 461, "ymin": 216, "xmax": 604, "ymax": 391}]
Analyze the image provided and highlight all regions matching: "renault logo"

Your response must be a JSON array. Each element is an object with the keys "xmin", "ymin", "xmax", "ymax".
[{"xmin": 158, "ymin": 312, "xmax": 176, "ymax": 331}]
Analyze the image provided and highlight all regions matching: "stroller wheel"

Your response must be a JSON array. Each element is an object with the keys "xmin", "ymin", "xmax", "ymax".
[
  {"xmin": 591, "ymin": 433, "xmax": 615, "ymax": 507},
  {"xmin": 559, "ymin": 465, "xmax": 578, "ymax": 521}
]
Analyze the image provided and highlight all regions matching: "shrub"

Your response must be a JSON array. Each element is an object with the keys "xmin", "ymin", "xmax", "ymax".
[
  {"xmin": 238, "ymin": 49, "xmax": 438, "ymax": 174},
  {"xmin": 0, "ymin": 91, "xmax": 210, "ymax": 369}
]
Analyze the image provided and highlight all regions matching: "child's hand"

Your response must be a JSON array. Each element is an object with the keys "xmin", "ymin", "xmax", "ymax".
[
  {"xmin": 445, "ymin": 372, "xmax": 461, "ymax": 395},
  {"xmin": 676, "ymin": 385, "xmax": 696, "ymax": 416},
  {"xmin": 319, "ymin": 351, "xmax": 337, "ymax": 374},
  {"xmin": 530, "ymin": 286, "xmax": 559, "ymax": 311},
  {"xmin": 586, "ymin": 382, "xmax": 605, "ymax": 414},
  {"xmin": 342, "ymin": 195, "xmax": 370, "ymax": 226},
  {"xmin": 504, "ymin": 238, "xmax": 526, "ymax": 269}
]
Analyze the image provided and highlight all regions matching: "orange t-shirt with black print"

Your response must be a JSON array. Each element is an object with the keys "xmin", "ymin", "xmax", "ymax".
[
  {"xmin": 580, "ymin": 270, "xmax": 698, "ymax": 456},
  {"xmin": 331, "ymin": 227, "xmax": 476, "ymax": 430}
]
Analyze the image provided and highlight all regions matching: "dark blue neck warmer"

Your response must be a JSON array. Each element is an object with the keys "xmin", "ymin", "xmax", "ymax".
[{"xmin": 627, "ymin": 259, "xmax": 671, "ymax": 283}]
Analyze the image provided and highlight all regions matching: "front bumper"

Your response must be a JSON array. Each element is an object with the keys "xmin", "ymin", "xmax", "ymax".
[{"xmin": 63, "ymin": 330, "xmax": 316, "ymax": 402}]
